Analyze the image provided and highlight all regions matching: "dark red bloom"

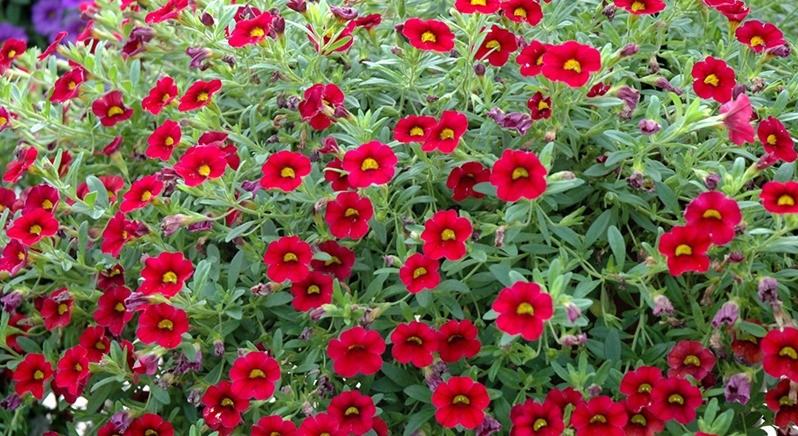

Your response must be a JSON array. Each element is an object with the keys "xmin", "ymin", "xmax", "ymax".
[
  {"xmin": 147, "ymin": 120, "xmax": 182, "ymax": 160},
  {"xmin": 657, "ymin": 225, "xmax": 712, "ymax": 276},
  {"xmin": 527, "ymin": 92, "xmax": 552, "ymax": 120},
  {"xmin": 252, "ymin": 415, "xmax": 297, "ymax": 436},
  {"xmin": 95, "ymin": 285, "xmax": 133, "ymax": 335},
  {"xmin": 432, "ymin": 376, "xmax": 490, "ymax": 429},
  {"xmin": 55, "ymin": 345, "xmax": 90, "ymax": 396},
  {"xmin": 730, "ymin": 321, "xmax": 764, "ymax": 364},
  {"xmin": 490, "ymin": 149, "xmax": 548, "ymax": 201},
  {"xmin": 394, "ymin": 115, "xmax": 436, "ymax": 143},
  {"xmin": 475, "ymin": 25, "xmax": 518, "ymax": 67},
  {"xmin": 310, "ymin": 240, "xmax": 355, "ymax": 280},
  {"xmin": 735, "ymin": 20, "xmax": 785, "ymax": 53},
  {"xmin": 3, "ymin": 147, "xmax": 37, "ymax": 183},
  {"xmin": 263, "ymin": 236, "xmax": 312, "ymax": 282},
  {"xmin": 571, "ymin": 396, "xmax": 628, "ymax": 436},
  {"xmin": 7, "ymin": 209, "xmax": 58, "ymax": 246},
  {"xmin": 545, "ymin": 387, "xmax": 584, "ymax": 410},
  {"xmin": 342, "ymin": 141, "xmax": 397, "ymax": 188},
  {"xmin": 517, "ymin": 40, "xmax": 549, "ymax": 76},
  {"xmin": 229, "ymin": 12, "xmax": 274, "ymax": 47},
  {"xmin": 121, "ymin": 175, "xmax": 163, "ymax": 213},
  {"xmin": 260, "ymin": 151, "xmax": 312, "ymax": 192},
  {"xmin": 402, "ymin": 18, "xmax": 456, "ymax": 52},
  {"xmin": 492, "ymin": 281, "xmax": 553, "ymax": 341},
  {"xmin": 323, "ymin": 159, "xmax": 351, "ymax": 192},
  {"xmin": 328, "ymin": 391, "xmax": 376, "ymax": 434},
  {"xmin": 178, "ymin": 79, "xmax": 222, "ymax": 111},
  {"xmin": 766, "ymin": 379, "xmax": 798, "ymax": 428},
  {"xmin": 691, "ymin": 56, "xmax": 736, "ymax": 103},
  {"xmin": 509, "ymin": 399, "xmax": 564, "ymax": 436},
  {"xmin": 0, "ymin": 240, "xmax": 28, "ymax": 276},
  {"xmin": 719, "ymin": 93, "xmax": 755, "ymax": 145},
  {"xmin": 79, "ymin": 326, "xmax": 110, "ymax": 363},
  {"xmin": 541, "ymin": 41, "xmax": 602, "ymax": 88},
  {"xmin": 136, "ymin": 303, "xmax": 190, "ymax": 349},
  {"xmin": 327, "ymin": 326, "xmax": 385, "ymax": 377},
  {"xmin": 649, "ymin": 377, "xmax": 703, "ymax": 424},
  {"xmin": 50, "ymin": 66, "xmax": 86, "ymax": 103},
  {"xmin": 145, "ymin": 0, "xmax": 190, "ymax": 24},
  {"xmin": 667, "ymin": 340, "xmax": 716, "ymax": 380},
  {"xmin": 101, "ymin": 213, "xmax": 141, "ymax": 257},
  {"xmin": 12, "ymin": 353, "xmax": 53, "ymax": 400},
  {"xmin": 138, "ymin": 252, "xmax": 194, "ymax": 297},
  {"xmin": 298, "ymin": 83, "xmax": 345, "ymax": 130},
  {"xmin": 174, "ymin": 146, "xmax": 228, "ymax": 186},
  {"xmin": 325, "ymin": 191, "xmax": 374, "ymax": 239},
  {"xmin": 230, "ymin": 351, "xmax": 281, "ymax": 400},
  {"xmin": 142, "ymin": 76, "xmax": 179, "ymax": 115},
  {"xmin": 762, "ymin": 327, "xmax": 798, "ymax": 381},
  {"xmin": 502, "ymin": 0, "xmax": 543, "ymax": 26},
  {"xmin": 39, "ymin": 288, "xmax": 73, "ymax": 330},
  {"xmin": 447, "ymin": 161, "xmax": 490, "ymax": 202},
  {"xmin": 390, "ymin": 321, "xmax": 438, "ymax": 367},
  {"xmin": 298, "ymin": 413, "xmax": 340, "ymax": 435},
  {"xmin": 761, "ymin": 181, "xmax": 798, "ymax": 214},
  {"xmin": 0, "ymin": 38, "xmax": 26, "ymax": 68},
  {"xmin": 623, "ymin": 401, "xmax": 665, "ymax": 436},
  {"xmin": 620, "ymin": 366, "xmax": 663, "ymax": 412},
  {"xmin": 92, "ymin": 91, "xmax": 134, "ymax": 127},
  {"xmin": 758, "ymin": 116, "xmax": 797, "ymax": 162},
  {"xmin": 455, "ymin": 0, "xmax": 500, "ymax": 13},
  {"xmin": 399, "ymin": 253, "xmax": 440, "ymax": 294},
  {"xmin": 127, "ymin": 414, "xmax": 175, "ymax": 436},
  {"xmin": 22, "ymin": 184, "xmax": 59, "ymax": 213},
  {"xmin": 683, "ymin": 191, "xmax": 742, "ymax": 245},
  {"xmin": 715, "ymin": 1, "xmax": 749, "ymax": 24},
  {"xmin": 422, "ymin": 110, "xmax": 468, "ymax": 153},
  {"xmin": 437, "ymin": 319, "xmax": 481, "ymax": 362},
  {"xmin": 421, "ymin": 210, "xmax": 472, "ymax": 261},
  {"xmin": 291, "ymin": 271, "xmax": 334, "ymax": 311},
  {"xmin": 614, "ymin": 0, "xmax": 666, "ymax": 14}
]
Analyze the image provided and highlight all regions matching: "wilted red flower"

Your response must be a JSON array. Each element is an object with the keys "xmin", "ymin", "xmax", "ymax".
[
  {"xmin": 571, "ymin": 396, "xmax": 627, "ymax": 436},
  {"xmin": 291, "ymin": 271, "xmax": 333, "ymax": 311},
  {"xmin": 142, "ymin": 76, "xmax": 179, "ymax": 115},
  {"xmin": 328, "ymin": 391, "xmax": 376, "ymax": 434},
  {"xmin": 447, "ymin": 161, "xmax": 490, "ymax": 202},
  {"xmin": 691, "ymin": 56, "xmax": 736, "ymax": 103},
  {"xmin": 527, "ymin": 92, "xmax": 552, "ymax": 120},
  {"xmin": 178, "ymin": 79, "xmax": 222, "ymax": 111},
  {"xmin": 3, "ymin": 147, "xmax": 37, "ymax": 183},
  {"xmin": 298, "ymin": 413, "xmax": 340, "ymax": 435},
  {"xmin": 13, "ymin": 353, "xmax": 53, "ymax": 400},
  {"xmin": 402, "ymin": 18, "xmax": 456, "ymax": 52},
  {"xmin": 423, "ymin": 110, "xmax": 468, "ymax": 153},
  {"xmin": 394, "ymin": 115, "xmax": 436, "ymax": 143},
  {"xmin": 101, "ymin": 213, "xmax": 141, "ymax": 257},
  {"xmin": 765, "ymin": 379, "xmax": 798, "ymax": 428},
  {"xmin": 390, "ymin": 321, "xmax": 438, "ymax": 367},
  {"xmin": 95, "ymin": 285, "xmax": 133, "ymax": 335},
  {"xmin": 92, "ymin": 91, "xmax": 134, "ymax": 127},
  {"xmin": 327, "ymin": 326, "xmax": 386, "ymax": 377},
  {"xmin": 0, "ymin": 240, "xmax": 28, "ymax": 276},
  {"xmin": 760, "ymin": 181, "xmax": 798, "ymax": 214},
  {"xmin": 252, "ymin": 415, "xmax": 297, "ymax": 436},
  {"xmin": 260, "ymin": 151, "xmax": 312, "ymax": 192},
  {"xmin": 145, "ymin": 0, "xmax": 189, "ymax": 24},
  {"xmin": 761, "ymin": 327, "xmax": 798, "ymax": 380},
  {"xmin": 342, "ymin": 141, "xmax": 398, "ymax": 188},
  {"xmin": 40, "ymin": 288, "xmax": 73, "ymax": 330},
  {"xmin": 421, "ymin": 210, "xmax": 473, "ymax": 261},
  {"xmin": 121, "ymin": 175, "xmax": 163, "ymax": 213},
  {"xmin": 174, "ymin": 146, "xmax": 228, "ymax": 186},
  {"xmin": 136, "ymin": 303, "xmax": 190, "ymax": 349},
  {"xmin": 541, "ymin": 41, "xmax": 602, "ymax": 88},
  {"xmin": 432, "ymin": 376, "xmax": 490, "ymax": 429},
  {"xmin": 614, "ymin": 0, "xmax": 666, "ymax": 14},
  {"xmin": 719, "ymin": 93, "xmax": 755, "ymax": 145},
  {"xmin": 758, "ymin": 117, "xmax": 797, "ymax": 162},
  {"xmin": 517, "ymin": 41, "xmax": 549, "ymax": 76},
  {"xmin": 298, "ymin": 83, "xmax": 345, "ymax": 130},
  {"xmin": 455, "ymin": 0, "xmax": 500, "ymax": 13},
  {"xmin": 55, "ymin": 345, "xmax": 91, "ymax": 396},
  {"xmin": 502, "ymin": 0, "xmax": 543, "ymax": 26},
  {"xmin": 667, "ymin": 340, "xmax": 716, "ymax": 380},
  {"xmin": 623, "ymin": 401, "xmax": 665, "ymax": 436},
  {"xmin": 325, "ymin": 191, "xmax": 374, "ymax": 239},
  {"xmin": 399, "ymin": 253, "xmax": 440, "ymax": 294},
  {"xmin": 311, "ymin": 240, "xmax": 355, "ymax": 280},
  {"xmin": 263, "ymin": 236, "xmax": 312, "ymax": 282},
  {"xmin": 50, "ymin": 66, "xmax": 86, "ymax": 103},
  {"xmin": 79, "ymin": 326, "xmax": 110, "ymax": 363},
  {"xmin": 735, "ymin": 20, "xmax": 785, "ymax": 53},
  {"xmin": 127, "ymin": 414, "xmax": 175, "ymax": 436},
  {"xmin": 229, "ymin": 12, "xmax": 274, "ymax": 47},
  {"xmin": 657, "ymin": 225, "xmax": 712, "ymax": 276},
  {"xmin": 490, "ymin": 149, "xmax": 548, "ymax": 202},
  {"xmin": 323, "ymin": 159, "xmax": 351, "ymax": 192},
  {"xmin": 715, "ymin": 1, "xmax": 749, "ymax": 25},
  {"xmin": 147, "ymin": 120, "xmax": 182, "ymax": 160},
  {"xmin": 7, "ymin": 209, "xmax": 58, "ymax": 246},
  {"xmin": 23, "ymin": 184, "xmax": 59, "ymax": 213},
  {"xmin": 492, "ymin": 281, "xmax": 553, "ymax": 341},
  {"xmin": 620, "ymin": 366, "xmax": 663, "ymax": 412},
  {"xmin": 683, "ymin": 191, "xmax": 742, "ymax": 245},
  {"xmin": 437, "ymin": 319, "xmax": 481, "ymax": 362},
  {"xmin": 509, "ymin": 399, "xmax": 564, "ymax": 436},
  {"xmin": 230, "ymin": 351, "xmax": 281, "ymax": 400},
  {"xmin": 138, "ymin": 252, "xmax": 194, "ymax": 297},
  {"xmin": 649, "ymin": 377, "xmax": 703, "ymax": 424},
  {"xmin": 475, "ymin": 25, "xmax": 518, "ymax": 67}
]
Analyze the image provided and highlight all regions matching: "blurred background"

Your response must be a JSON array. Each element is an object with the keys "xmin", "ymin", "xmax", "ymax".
[{"xmin": 0, "ymin": 0, "xmax": 86, "ymax": 46}]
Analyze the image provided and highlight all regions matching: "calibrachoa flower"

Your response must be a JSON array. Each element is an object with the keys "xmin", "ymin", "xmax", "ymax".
[
  {"xmin": 202, "ymin": 381, "xmax": 248, "ymax": 429},
  {"xmin": 735, "ymin": 20, "xmax": 785, "ymax": 53},
  {"xmin": 447, "ymin": 161, "xmax": 490, "ymax": 201},
  {"xmin": 327, "ymin": 326, "xmax": 386, "ymax": 377},
  {"xmin": 54, "ymin": 345, "xmax": 90, "ymax": 396},
  {"xmin": 79, "ymin": 326, "xmax": 110, "ymax": 362},
  {"xmin": 39, "ymin": 288, "xmax": 73, "ymax": 330},
  {"xmin": 667, "ymin": 340, "xmax": 716, "ymax": 380},
  {"xmin": 657, "ymin": 225, "xmax": 712, "ymax": 276},
  {"xmin": 120, "ymin": 175, "xmax": 164, "ymax": 213},
  {"xmin": 50, "ymin": 66, "xmax": 85, "ymax": 103},
  {"xmin": 475, "ymin": 25, "xmax": 519, "ymax": 67},
  {"xmin": 229, "ymin": 351, "xmax": 281, "ymax": 400},
  {"xmin": 3, "ymin": 147, "xmax": 37, "ymax": 183},
  {"xmin": 0, "ymin": 240, "xmax": 28, "ymax": 276},
  {"xmin": 263, "ymin": 236, "xmax": 312, "ymax": 282},
  {"xmin": 571, "ymin": 395, "xmax": 627, "ymax": 436},
  {"xmin": 291, "ymin": 271, "xmax": 334, "ymax": 311},
  {"xmin": 761, "ymin": 327, "xmax": 798, "ymax": 380},
  {"xmin": 23, "ymin": 184, "xmax": 59, "ymax": 213},
  {"xmin": 541, "ymin": 41, "xmax": 602, "ymax": 88},
  {"xmin": 252, "ymin": 415, "xmax": 298, "ymax": 436},
  {"xmin": 691, "ymin": 56, "xmax": 736, "ymax": 103},
  {"xmin": 260, "ymin": 151, "xmax": 312, "ymax": 191},
  {"xmin": 527, "ymin": 92, "xmax": 552, "ymax": 120},
  {"xmin": 399, "ymin": 253, "xmax": 440, "ymax": 293},
  {"xmin": 422, "ymin": 110, "xmax": 468, "ymax": 153},
  {"xmin": 298, "ymin": 83, "xmax": 345, "ymax": 130},
  {"xmin": 7, "ymin": 209, "xmax": 59, "ymax": 246},
  {"xmin": 142, "ymin": 76, "xmax": 179, "ymax": 114},
  {"xmin": 765, "ymin": 379, "xmax": 798, "ymax": 427},
  {"xmin": 101, "ymin": 213, "xmax": 142, "ymax": 257},
  {"xmin": 490, "ymin": 149, "xmax": 548, "ymax": 201},
  {"xmin": 517, "ymin": 40, "xmax": 549, "ymax": 76},
  {"xmin": 94, "ymin": 285, "xmax": 133, "ymax": 335},
  {"xmin": 421, "ymin": 210, "xmax": 473, "ymax": 260},
  {"xmin": 402, "ymin": 18, "xmax": 456, "ymax": 52},
  {"xmin": 136, "ymin": 303, "xmax": 190, "ymax": 349},
  {"xmin": 615, "ymin": 0, "xmax": 666, "ymax": 14},
  {"xmin": 325, "ymin": 191, "xmax": 374, "ymax": 239},
  {"xmin": 432, "ymin": 376, "xmax": 490, "ymax": 429},
  {"xmin": 649, "ymin": 377, "xmax": 703, "ymax": 424},
  {"xmin": 492, "ymin": 281, "xmax": 553, "ymax": 341},
  {"xmin": 455, "ymin": 0, "xmax": 500, "ymax": 14},
  {"xmin": 758, "ymin": 116, "xmax": 797, "ymax": 162},
  {"xmin": 127, "ymin": 413, "xmax": 175, "ymax": 436},
  {"xmin": 92, "ymin": 91, "xmax": 134, "ymax": 127},
  {"xmin": 324, "ymin": 159, "xmax": 351, "ymax": 192},
  {"xmin": 174, "ymin": 146, "xmax": 228, "ymax": 186},
  {"xmin": 147, "ymin": 120, "xmax": 182, "ymax": 160},
  {"xmin": 620, "ymin": 366, "xmax": 663, "ymax": 412},
  {"xmin": 12, "ymin": 353, "xmax": 53, "ymax": 400},
  {"xmin": 342, "ymin": 141, "xmax": 398, "ymax": 187},
  {"xmin": 683, "ymin": 191, "xmax": 742, "ymax": 245},
  {"xmin": 760, "ymin": 181, "xmax": 798, "ymax": 214},
  {"xmin": 509, "ymin": 399, "xmax": 565, "ymax": 436},
  {"xmin": 623, "ymin": 402, "xmax": 665, "ymax": 436},
  {"xmin": 437, "ymin": 319, "xmax": 482, "ymax": 362},
  {"xmin": 229, "ymin": 12, "xmax": 274, "ymax": 47},
  {"xmin": 311, "ymin": 240, "xmax": 355, "ymax": 280},
  {"xmin": 390, "ymin": 321, "xmax": 438, "ymax": 367},
  {"xmin": 502, "ymin": 0, "xmax": 543, "ymax": 26},
  {"xmin": 178, "ymin": 79, "xmax": 222, "ymax": 111},
  {"xmin": 328, "ymin": 391, "xmax": 376, "ymax": 434},
  {"xmin": 298, "ymin": 413, "xmax": 340, "ymax": 435},
  {"xmin": 138, "ymin": 252, "xmax": 194, "ymax": 297},
  {"xmin": 394, "ymin": 115, "xmax": 437, "ymax": 143},
  {"xmin": 719, "ymin": 93, "xmax": 755, "ymax": 145}
]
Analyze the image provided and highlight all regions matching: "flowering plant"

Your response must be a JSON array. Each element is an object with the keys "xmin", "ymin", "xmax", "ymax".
[{"xmin": 1, "ymin": 0, "xmax": 797, "ymax": 435}]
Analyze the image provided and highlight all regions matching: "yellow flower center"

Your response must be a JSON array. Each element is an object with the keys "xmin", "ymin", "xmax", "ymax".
[
  {"xmin": 471, "ymin": 0, "xmax": 487, "ymax": 4},
  {"xmin": 17, "ymin": 252, "xmax": 25, "ymax": 260},
  {"xmin": 590, "ymin": 415, "xmax": 607, "ymax": 424},
  {"xmin": 162, "ymin": 93, "xmax": 172, "ymax": 103},
  {"xmin": 638, "ymin": 383, "xmax": 652, "ymax": 393},
  {"xmin": 564, "ymin": 59, "xmax": 582, "ymax": 73},
  {"xmin": 197, "ymin": 92, "xmax": 209, "ymax": 102},
  {"xmin": 778, "ymin": 195, "xmax": 795, "ymax": 206},
  {"xmin": 538, "ymin": 101, "xmax": 549, "ymax": 110},
  {"xmin": 750, "ymin": 36, "xmax": 765, "ymax": 46},
  {"xmin": 684, "ymin": 355, "xmax": 701, "ymax": 366},
  {"xmin": 675, "ymin": 244, "xmax": 692, "ymax": 256},
  {"xmin": 145, "ymin": 430, "xmax": 158, "ymax": 436},
  {"xmin": 421, "ymin": 31, "xmax": 437, "ymax": 43},
  {"xmin": 413, "ymin": 267, "xmax": 427, "ymax": 279},
  {"xmin": 74, "ymin": 363, "xmax": 83, "ymax": 372},
  {"xmin": 631, "ymin": 414, "xmax": 647, "ymax": 426},
  {"xmin": 344, "ymin": 208, "xmax": 359, "ymax": 217},
  {"xmin": 165, "ymin": 137, "xmax": 174, "ymax": 146},
  {"xmin": 7, "ymin": 50, "xmax": 16, "ymax": 58},
  {"xmin": 512, "ymin": 167, "xmax": 529, "ymax": 180},
  {"xmin": 452, "ymin": 394, "xmax": 470, "ymax": 405},
  {"xmin": 407, "ymin": 336, "xmax": 423, "ymax": 344},
  {"xmin": 115, "ymin": 302, "xmax": 126, "ymax": 312},
  {"xmin": 30, "ymin": 224, "xmax": 43, "ymax": 235},
  {"xmin": 702, "ymin": 209, "xmax": 722, "ymax": 220},
  {"xmin": 486, "ymin": 40, "xmax": 501, "ymax": 51},
  {"xmin": 198, "ymin": 165, "xmax": 211, "ymax": 177},
  {"xmin": 96, "ymin": 342, "xmax": 106, "ymax": 350},
  {"xmin": 34, "ymin": 370, "xmax": 44, "ymax": 380},
  {"xmin": 533, "ymin": 418, "xmax": 547, "ymax": 431},
  {"xmin": 345, "ymin": 406, "xmax": 360, "ymax": 416},
  {"xmin": 58, "ymin": 303, "xmax": 68, "ymax": 315},
  {"xmin": 410, "ymin": 127, "xmax": 425, "ymax": 136},
  {"xmin": 283, "ymin": 253, "xmax": 298, "ymax": 262},
  {"xmin": 158, "ymin": 319, "xmax": 174, "ymax": 331},
  {"xmin": 514, "ymin": 7, "xmax": 527, "ymax": 17},
  {"xmin": 704, "ymin": 74, "xmax": 719, "ymax": 87},
  {"xmin": 281, "ymin": 167, "xmax": 296, "ymax": 178},
  {"xmin": 250, "ymin": 27, "xmax": 265, "ymax": 38},
  {"xmin": 249, "ymin": 369, "xmax": 266, "ymax": 378},
  {"xmin": 108, "ymin": 106, "xmax": 125, "ymax": 117},
  {"xmin": 780, "ymin": 346, "xmax": 798, "ymax": 359},
  {"xmin": 440, "ymin": 128, "xmax": 455, "ymax": 140},
  {"xmin": 361, "ymin": 158, "xmax": 379, "ymax": 171},
  {"xmin": 441, "ymin": 229, "xmax": 456, "ymax": 241},
  {"xmin": 162, "ymin": 271, "xmax": 178, "ymax": 284},
  {"xmin": 221, "ymin": 398, "xmax": 234, "ymax": 407},
  {"xmin": 631, "ymin": 1, "xmax": 646, "ymax": 11},
  {"xmin": 141, "ymin": 190, "xmax": 153, "ymax": 202},
  {"xmin": 668, "ymin": 394, "xmax": 684, "ymax": 405},
  {"xmin": 781, "ymin": 396, "xmax": 795, "ymax": 406},
  {"xmin": 307, "ymin": 285, "xmax": 321, "ymax": 295},
  {"xmin": 767, "ymin": 134, "xmax": 778, "ymax": 145},
  {"xmin": 68, "ymin": 81, "xmax": 77, "ymax": 90},
  {"xmin": 516, "ymin": 302, "xmax": 535, "ymax": 316},
  {"xmin": 0, "ymin": 117, "xmax": 7, "ymax": 125}
]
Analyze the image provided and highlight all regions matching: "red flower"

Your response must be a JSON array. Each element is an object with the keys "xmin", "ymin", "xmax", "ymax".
[
  {"xmin": 0, "ymin": 240, "xmax": 28, "ymax": 276},
  {"xmin": 762, "ymin": 327, "xmax": 798, "ymax": 380},
  {"xmin": 101, "ymin": 212, "xmax": 142, "ymax": 257},
  {"xmin": 136, "ymin": 303, "xmax": 190, "ymax": 349},
  {"xmin": 327, "ymin": 326, "xmax": 385, "ymax": 377},
  {"xmin": 325, "ymin": 191, "xmax": 374, "ymax": 239},
  {"xmin": 475, "ymin": 25, "xmax": 518, "ymax": 67},
  {"xmin": 92, "ymin": 91, "xmax": 134, "ymax": 127},
  {"xmin": 7, "ymin": 209, "xmax": 59, "ymax": 246},
  {"xmin": 298, "ymin": 413, "xmax": 340, "ymax": 435},
  {"xmin": 720, "ymin": 93, "xmax": 755, "ymax": 146},
  {"xmin": 432, "ymin": 376, "xmax": 490, "ymax": 429},
  {"xmin": 390, "ymin": 321, "xmax": 438, "ymax": 367},
  {"xmin": 541, "ymin": 41, "xmax": 602, "ymax": 88},
  {"xmin": 758, "ymin": 117, "xmax": 797, "ymax": 162},
  {"xmin": 55, "ymin": 345, "xmax": 91, "ymax": 396},
  {"xmin": 291, "ymin": 271, "xmax": 334, "ymax": 312},
  {"xmin": 420, "ymin": 210, "xmax": 472, "ymax": 260},
  {"xmin": 455, "ymin": 0, "xmax": 500, "ymax": 13},
  {"xmin": 715, "ymin": 1, "xmax": 749, "ymax": 24},
  {"xmin": 127, "ymin": 413, "xmax": 175, "ymax": 436},
  {"xmin": 310, "ymin": 240, "xmax": 355, "ymax": 280},
  {"xmin": 490, "ymin": 149, "xmax": 548, "ymax": 202},
  {"xmin": 447, "ymin": 161, "xmax": 490, "ymax": 202},
  {"xmin": 298, "ymin": 83, "xmax": 345, "ymax": 130},
  {"xmin": 40, "ymin": 288, "xmax": 73, "ymax": 330},
  {"xmin": 12, "ymin": 353, "xmax": 53, "ymax": 400},
  {"xmin": 230, "ymin": 351, "xmax": 281, "ymax": 400},
  {"xmin": 422, "ymin": 110, "xmax": 468, "ymax": 153},
  {"xmin": 620, "ymin": 366, "xmax": 663, "ymax": 412},
  {"xmin": 308, "ymin": 22, "xmax": 357, "ymax": 55},
  {"xmin": 324, "ymin": 159, "xmax": 351, "ymax": 192},
  {"xmin": 145, "ymin": 0, "xmax": 189, "ymax": 24},
  {"xmin": 138, "ymin": 252, "xmax": 194, "ymax": 297},
  {"xmin": 649, "ymin": 377, "xmax": 702, "ymax": 424},
  {"xmin": 402, "ymin": 18, "xmax": 456, "ymax": 52},
  {"xmin": 229, "ymin": 12, "xmax": 274, "ymax": 47},
  {"xmin": 502, "ymin": 0, "xmax": 543, "ymax": 26},
  {"xmin": 76, "ymin": 175, "xmax": 125, "ymax": 203},
  {"xmin": 657, "ymin": 225, "xmax": 712, "ymax": 276},
  {"xmin": 147, "ymin": 120, "xmax": 182, "ymax": 160},
  {"xmin": 50, "ymin": 66, "xmax": 86, "ymax": 103},
  {"xmin": 261, "ymin": 151, "xmax": 312, "ymax": 192},
  {"xmin": 328, "ymin": 391, "xmax": 376, "ymax": 434},
  {"xmin": 517, "ymin": 41, "xmax": 549, "ymax": 76},
  {"xmin": 394, "ymin": 115, "xmax": 437, "ymax": 143},
  {"xmin": 760, "ymin": 181, "xmax": 798, "ymax": 214},
  {"xmin": 0, "ymin": 38, "xmax": 26, "ymax": 68},
  {"xmin": 252, "ymin": 415, "xmax": 297, "ymax": 436},
  {"xmin": 263, "ymin": 236, "xmax": 312, "ymax": 282},
  {"xmin": 527, "ymin": 92, "xmax": 552, "ymax": 120},
  {"xmin": 735, "ymin": 20, "xmax": 785, "ymax": 53},
  {"xmin": 667, "ymin": 340, "xmax": 716, "ymax": 380},
  {"xmin": 691, "ymin": 56, "xmax": 736, "ymax": 103},
  {"xmin": 545, "ymin": 386, "xmax": 584, "ymax": 410},
  {"xmin": 766, "ymin": 379, "xmax": 798, "ymax": 428},
  {"xmin": 142, "ymin": 76, "xmax": 179, "ymax": 115},
  {"xmin": 94, "ymin": 285, "xmax": 133, "ymax": 335},
  {"xmin": 399, "ymin": 253, "xmax": 440, "ymax": 294},
  {"xmin": 174, "ymin": 146, "xmax": 228, "ymax": 186},
  {"xmin": 492, "ymin": 281, "xmax": 553, "ymax": 341},
  {"xmin": 623, "ymin": 402, "xmax": 665, "ymax": 436},
  {"xmin": 342, "ymin": 141, "xmax": 398, "ymax": 188},
  {"xmin": 178, "ymin": 79, "xmax": 222, "ymax": 111},
  {"xmin": 437, "ymin": 319, "xmax": 481, "ymax": 362},
  {"xmin": 730, "ymin": 321, "xmax": 764, "ymax": 364},
  {"xmin": 121, "ymin": 175, "xmax": 163, "ymax": 213},
  {"xmin": 509, "ymin": 399, "xmax": 564, "ymax": 436},
  {"xmin": 614, "ymin": 0, "xmax": 666, "ymax": 14},
  {"xmin": 79, "ymin": 326, "xmax": 110, "ymax": 362},
  {"xmin": 3, "ymin": 147, "xmax": 37, "ymax": 183},
  {"xmin": 683, "ymin": 191, "xmax": 742, "ymax": 245},
  {"xmin": 23, "ymin": 184, "xmax": 59, "ymax": 213},
  {"xmin": 38, "ymin": 32, "xmax": 67, "ymax": 61},
  {"xmin": 571, "ymin": 396, "xmax": 628, "ymax": 436},
  {"xmin": 0, "ymin": 107, "xmax": 14, "ymax": 132}
]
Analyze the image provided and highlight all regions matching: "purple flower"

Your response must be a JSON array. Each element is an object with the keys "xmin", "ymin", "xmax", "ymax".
[
  {"xmin": 620, "ymin": 43, "xmax": 639, "ymax": 57},
  {"xmin": 476, "ymin": 415, "xmax": 502, "ymax": 436},
  {"xmin": 654, "ymin": 77, "xmax": 683, "ymax": 95},
  {"xmin": 424, "ymin": 360, "xmax": 449, "ymax": 391},
  {"xmin": 1, "ymin": 291, "xmax": 23, "ymax": 313},
  {"xmin": 213, "ymin": 339, "xmax": 225, "ymax": 357},
  {"xmin": 0, "ymin": 393, "xmax": 22, "ymax": 411},
  {"xmin": 124, "ymin": 292, "xmax": 151, "ymax": 312},
  {"xmin": 653, "ymin": 294, "xmax": 674, "ymax": 317},
  {"xmin": 187, "ymin": 219, "xmax": 213, "ymax": 232},
  {"xmin": 724, "ymin": 373, "xmax": 751, "ymax": 405},
  {"xmin": 561, "ymin": 333, "xmax": 587, "ymax": 347},
  {"xmin": 61, "ymin": 0, "xmax": 83, "ymax": 9},
  {"xmin": 758, "ymin": 277, "xmax": 779, "ymax": 304},
  {"xmin": 565, "ymin": 303, "xmax": 581, "ymax": 323},
  {"xmin": 330, "ymin": 6, "xmax": 358, "ymax": 21},
  {"xmin": 32, "ymin": 0, "xmax": 66, "ymax": 36},
  {"xmin": 704, "ymin": 173, "xmax": 721, "ymax": 190},
  {"xmin": 638, "ymin": 119, "xmax": 661, "ymax": 135},
  {"xmin": 0, "ymin": 23, "xmax": 28, "ymax": 42},
  {"xmin": 711, "ymin": 301, "xmax": 739, "ymax": 328},
  {"xmin": 186, "ymin": 47, "xmax": 211, "ymax": 70},
  {"xmin": 109, "ymin": 411, "xmax": 132, "ymax": 433},
  {"xmin": 487, "ymin": 108, "xmax": 533, "ymax": 135}
]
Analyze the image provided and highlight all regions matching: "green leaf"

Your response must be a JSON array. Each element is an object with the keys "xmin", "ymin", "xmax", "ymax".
[{"xmin": 607, "ymin": 225, "xmax": 626, "ymax": 268}]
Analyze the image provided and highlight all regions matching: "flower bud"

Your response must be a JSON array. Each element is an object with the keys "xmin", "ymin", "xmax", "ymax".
[
  {"xmin": 0, "ymin": 393, "xmax": 22, "ymax": 411},
  {"xmin": 620, "ymin": 43, "xmax": 639, "ymax": 57},
  {"xmin": 704, "ymin": 173, "xmax": 721, "ymax": 190},
  {"xmin": 653, "ymin": 294, "xmax": 674, "ymax": 316},
  {"xmin": 287, "ymin": 0, "xmax": 307, "ymax": 12},
  {"xmin": 200, "ymin": 12, "xmax": 215, "ymax": 27},
  {"xmin": 565, "ymin": 302, "xmax": 582, "ymax": 323},
  {"xmin": 474, "ymin": 62, "xmax": 486, "ymax": 76},
  {"xmin": 213, "ymin": 339, "xmax": 225, "ymax": 357},
  {"xmin": 766, "ymin": 44, "xmax": 791, "ymax": 58},
  {"xmin": 638, "ymin": 119, "xmax": 661, "ymax": 135}
]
